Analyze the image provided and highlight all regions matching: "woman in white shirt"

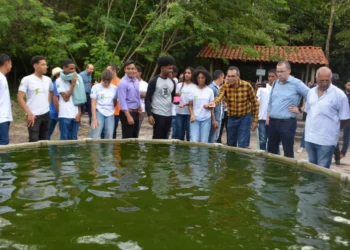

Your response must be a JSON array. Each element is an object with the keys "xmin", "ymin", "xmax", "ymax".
[
  {"xmin": 188, "ymin": 68, "xmax": 215, "ymax": 143},
  {"xmin": 90, "ymin": 70, "xmax": 118, "ymax": 139},
  {"xmin": 175, "ymin": 67, "xmax": 196, "ymax": 140}
]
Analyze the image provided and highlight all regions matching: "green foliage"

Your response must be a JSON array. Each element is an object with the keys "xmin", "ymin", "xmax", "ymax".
[{"xmin": 1, "ymin": 0, "xmax": 350, "ymax": 80}]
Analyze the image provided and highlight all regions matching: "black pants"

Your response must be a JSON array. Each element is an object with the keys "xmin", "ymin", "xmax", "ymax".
[
  {"xmin": 120, "ymin": 111, "xmax": 139, "ymax": 139},
  {"xmin": 152, "ymin": 113, "xmax": 172, "ymax": 139},
  {"xmin": 268, "ymin": 118, "xmax": 297, "ymax": 158},
  {"xmin": 217, "ymin": 111, "xmax": 228, "ymax": 143},
  {"xmin": 334, "ymin": 143, "xmax": 341, "ymax": 162},
  {"xmin": 28, "ymin": 112, "xmax": 50, "ymax": 142},
  {"xmin": 86, "ymin": 92, "xmax": 92, "ymax": 124}
]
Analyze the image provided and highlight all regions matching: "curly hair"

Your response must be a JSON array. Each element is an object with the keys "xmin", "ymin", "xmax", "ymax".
[{"xmin": 192, "ymin": 67, "xmax": 212, "ymax": 86}]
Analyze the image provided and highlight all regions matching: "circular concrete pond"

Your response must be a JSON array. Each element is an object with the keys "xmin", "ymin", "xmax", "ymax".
[{"xmin": 0, "ymin": 139, "xmax": 349, "ymax": 249}]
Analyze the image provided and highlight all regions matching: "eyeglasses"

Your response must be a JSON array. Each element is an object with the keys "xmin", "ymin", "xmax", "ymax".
[
  {"xmin": 276, "ymin": 70, "xmax": 288, "ymax": 73},
  {"xmin": 227, "ymin": 75, "xmax": 238, "ymax": 78}
]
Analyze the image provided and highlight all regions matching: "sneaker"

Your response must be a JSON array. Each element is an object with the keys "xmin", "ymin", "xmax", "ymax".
[
  {"xmin": 335, "ymin": 160, "xmax": 341, "ymax": 165},
  {"xmin": 297, "ymin": 147, "xmax": 304, "ymax": 153}
]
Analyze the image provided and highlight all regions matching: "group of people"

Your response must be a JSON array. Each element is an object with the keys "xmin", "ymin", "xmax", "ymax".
[{"xmin": 0, "ymin": 53, "xmax": 349, "ymax": 169}]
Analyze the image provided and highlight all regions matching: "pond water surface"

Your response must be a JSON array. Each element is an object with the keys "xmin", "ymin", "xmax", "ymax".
[{"xmin": 0, "ymin": 143, "xmax": 350, "ymax": 249}]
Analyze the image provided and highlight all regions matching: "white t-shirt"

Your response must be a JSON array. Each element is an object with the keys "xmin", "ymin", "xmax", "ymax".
[
  {"xmin": 189, "ymin": 86, "xmax": 214, "ymax": 121},
  {"xmin": 56, "ymin": 78, "xmax": 79, "ymax": 119},
  {"xmin": 18, "ymin": 74, "xmax": 53, "ymax": 115},
  {"xmin": 256, "ymin": 84, "xmax": 272, "ymax": 120},
  {"xmin": 90, "ymin": 83, "xmax": 118, "ymax": 117},
  {"xmin": 175, "ymin": 82, "xmax": 197, "ymax": 115},
  {"xmin": 139, "ymin": 80, "xmax": 148, "ymax": 112},
  {"xmin": 0, "ymin": 73, "xmax": 13, "ymax": 123}
]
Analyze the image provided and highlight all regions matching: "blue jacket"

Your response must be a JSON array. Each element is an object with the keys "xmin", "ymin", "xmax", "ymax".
[{"xmin": 208, "ymin": 82, "xmax": 222, "ymax": 121}]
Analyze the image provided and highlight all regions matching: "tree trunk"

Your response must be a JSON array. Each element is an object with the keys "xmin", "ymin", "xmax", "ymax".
[{"xmin": 325, "ymin": 0, "xmax": 336, "ymax": 64}]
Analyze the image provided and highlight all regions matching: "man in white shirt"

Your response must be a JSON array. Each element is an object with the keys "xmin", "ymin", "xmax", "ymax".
[
  {"xmin": 256, "ymin": 69, "xmax": 277, "ymax": 151},
  {"xmin": 56, "ymin": 59, "xmax": 82, "ymax": 140},
  {"xmin": 18, "ymin": 56, "xmax": 53, "ymax": 142},
  {"xmin": 305, "ymin": 66, "xmax": 350, "ymax": 168},
  {"xmin": 136, "ymin": 65, "xmax": 148, "ymax": 134},
  {"xmin": 0, "ymin": 54, "xmax": 13, "ymax": 145}
]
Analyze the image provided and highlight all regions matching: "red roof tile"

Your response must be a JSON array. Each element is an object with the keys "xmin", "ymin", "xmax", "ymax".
[{"xmin": 197, "ymin": 45, "xmax": 328, "ymax": 65}]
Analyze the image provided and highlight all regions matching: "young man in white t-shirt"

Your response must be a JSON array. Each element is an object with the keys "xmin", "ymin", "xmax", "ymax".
[
  {"xmin": 256, "ymin": 69, "xmax": 277, "ymax": 151},
  {"xmin": 0, "ymin": 54, "xmax": 13, "ymax": 145},
  {"xmin": 136, "ymin": 65, "xmax": 148, "ymax": 134},
  {"xmin": 56, "ymin": 59, "xmax": 82, "ymax": 140},
  {"xmin": 18, "ymin": 56, "xmax": 53, "ymax": 142}
]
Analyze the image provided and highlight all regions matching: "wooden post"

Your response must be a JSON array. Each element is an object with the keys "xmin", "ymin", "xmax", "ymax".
[
  {"xmin": 258, "ymin": 62, "xmax": 263, "ymax": 83},
  {"xmin": 305, "ymin": 64, "xmax": 310, "ymax": 84},
  {"xmin": 301, "ymin": 70, "xmax": 305, "ymax": 84},
  {"xmin": 311, "ymin": 65, "xmax": 316, "ymax": 83},
  {"xmin": 210, "ymin": 59, "xmax": 214, "ymax": 76}
]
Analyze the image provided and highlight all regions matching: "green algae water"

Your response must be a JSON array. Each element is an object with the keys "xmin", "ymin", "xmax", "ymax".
[{"xmin": 0, "ymin": 142, "xmax": 350, "ymax": 249}]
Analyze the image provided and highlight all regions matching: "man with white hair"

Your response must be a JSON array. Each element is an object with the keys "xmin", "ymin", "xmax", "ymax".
[{"xmin": 304, "ymin": 66, "xmax": 350, "ymax": 168}]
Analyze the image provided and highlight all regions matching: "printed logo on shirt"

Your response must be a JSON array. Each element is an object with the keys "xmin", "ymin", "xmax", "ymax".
[
  {"xmin": 35, "ymin": 88, "xmax": 40, "ymax": 95},
  {"xmin": 194, "ymin": 95, "xmax": 198, "ymax": 101},
  {"xmin": 101, "ymin": 93, "xmax": 105, "ymax": 99},
  {"xmin": 163, "ymin": 87, "xmax": 169, "ymax": 96}
]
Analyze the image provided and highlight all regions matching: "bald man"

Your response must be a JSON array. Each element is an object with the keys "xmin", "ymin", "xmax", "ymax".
[
  {"xmin": 80, "ymin": 64, "xmax": 94, "ymax": 123},
  {"xmin": 304, "ymin": 67, "xmax": 350, "ymax": 168}
]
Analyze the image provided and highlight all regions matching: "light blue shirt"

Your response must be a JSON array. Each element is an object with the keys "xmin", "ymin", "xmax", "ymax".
[
  {"xmin": 267, "ymin": 76, "xmax": 309, "ymax": 119},
  {"xmin": 79, "ymin": 71, "xmax": 92, "ymax": 93},
  {"xmin": 305, "ymin": 84, "xmax": 350, "ymax": 146},
  {"xmin": 208, "ymin": 81, "xmax": 222, "ymax": 121}
]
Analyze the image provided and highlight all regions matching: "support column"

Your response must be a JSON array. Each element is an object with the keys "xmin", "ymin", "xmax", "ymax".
[
  {"xmin": 259, "ymin": 61, "xmax": 263, "ymax": 83},
  {"xmin": 210, "ymin": 59, "xmax": 214, "ymax": 76},
  {"xmin": 311, "ymin": 65, "xmax": 316, "ymax": 83},
  {"xmin": 305, "ymin": 64, "xmax": 310, "ymax": 84}
]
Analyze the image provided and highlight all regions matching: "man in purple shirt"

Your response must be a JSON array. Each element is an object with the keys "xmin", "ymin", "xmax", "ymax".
[{"xmin": 117, "ymin": 60, "xmax": 142, "ymax": 138}]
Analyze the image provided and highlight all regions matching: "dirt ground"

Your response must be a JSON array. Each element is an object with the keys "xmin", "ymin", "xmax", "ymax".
[{"xmin": 8, "ymin": 113, "xmax": 350, "ymax": 176}]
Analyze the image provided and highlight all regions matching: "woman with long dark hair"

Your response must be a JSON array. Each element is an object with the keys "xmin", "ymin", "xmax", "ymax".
[{"xmin": 175, "ymin": 67, "xmax": 196, "ymax": 140}]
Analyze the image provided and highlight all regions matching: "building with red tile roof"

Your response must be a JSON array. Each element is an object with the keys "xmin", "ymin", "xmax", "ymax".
[{"xmin": 197, "ymin": 45, "xmax": 328, "ymax": 83}]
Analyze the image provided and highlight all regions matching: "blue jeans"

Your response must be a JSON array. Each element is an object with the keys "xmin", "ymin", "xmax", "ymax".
[
  {"xmin": 305, "ymin": 141, "xmax": 335, "ymax": 169},
  {"xmin": 209, "ymin": 119, "xmax": 221, "ymax": 143},
  {"xmin": 48, "ymin": 118, "xmax": 58, "ymax": 140},
  {"xmin": 59, "ymin": 118, "xmax": 80, "ymax": 140},
  {"xmin": 268, "ymin": 118, "xmax": 297, "ymax": 158},
  {"xmin": 171, "ymin": 116, "xmax": 177, "ymax": 139},
  {"xmin": 175, "ymin": 114, "xmax": 190, "ymax": 140},
  {"xmin": 0, "ymin": 122, "xmax": 10, "ymax": 145},
  {"xmin": 91, "ymin": 111, "xmax": 115, "ymax": 139},
  {"xmin": 258, "ymin": 120, "xmax": 268, "ymax": 151},
  {"xmin": 227, "ymin": 113, "xmax": 252, "ymax": 148},
  {"xmin": 190, "ymin": 118, "xmax": 211, "ymax": 143}
]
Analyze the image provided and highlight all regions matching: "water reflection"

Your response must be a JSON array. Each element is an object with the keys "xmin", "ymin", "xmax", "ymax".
[{"xmin": 0, "ymin": 143, "xmax": 348, "ymax": 249}]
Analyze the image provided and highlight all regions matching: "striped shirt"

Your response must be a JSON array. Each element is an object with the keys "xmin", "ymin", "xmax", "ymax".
[{"xmin": 214, "ymin": 80, "xmax": 259, "ymax": 123}]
